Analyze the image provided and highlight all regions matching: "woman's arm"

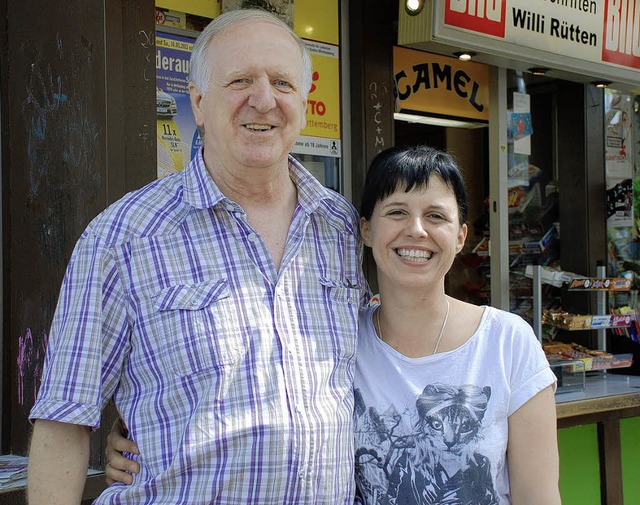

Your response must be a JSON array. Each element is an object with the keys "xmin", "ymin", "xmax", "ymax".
[
  {"xmin": 507, "ymin": 384, "xmax": 562, "ymax": 504},
  {"xmin": 105, "ymin": 418, "xmax": 140, "ymax": 485}
]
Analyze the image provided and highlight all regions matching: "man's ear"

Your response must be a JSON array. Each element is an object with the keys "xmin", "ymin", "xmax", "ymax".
[
  {"xmin": 189, "ymin": 82, "xmax": 205, "ymax": 128},
  {"xmin": 360, "ymin": 217, "xmax": 372, "ymax": 247},
  {"xmin": 299, "ymin": 98, "xmax": 307, "ymax": 131}
]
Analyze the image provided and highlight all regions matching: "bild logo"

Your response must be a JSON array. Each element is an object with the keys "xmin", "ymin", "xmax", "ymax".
[
  {"xmin": 602, "ymin": 0, "xmax": 640, "ymax": 69},
  {"xmin": 444, "ymin": 0, "xmax": 506, "ymax": 38}
]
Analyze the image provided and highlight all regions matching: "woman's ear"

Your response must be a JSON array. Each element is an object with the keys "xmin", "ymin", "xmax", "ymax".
[
  {"xmin": 455, "ymin": 223, "xmax": 468, "ymax": 254},
  {"xmin": 360, "ymin": 217, "xmax": 372, "ymax": 247}
]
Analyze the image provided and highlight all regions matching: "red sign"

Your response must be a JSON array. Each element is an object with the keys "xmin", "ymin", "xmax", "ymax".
[
  {"xmin": 602, "ymin": 0, "xmax": 640, "ymax": 69},
  {"xmin": 444, "ymin": 0, "xmax": 507, "ymax": 38}
]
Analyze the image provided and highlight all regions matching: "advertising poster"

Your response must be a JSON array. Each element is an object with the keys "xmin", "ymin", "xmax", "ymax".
[
  {"xmin": 156, "ymin": 0, "xmax": 221, "ymax": 19},
  {"xmin": 292, "ymin": 40, "xmax": 341, "ymax": 158},
  {"xmin": 156, "ymin": 31, "xmax": 201, "ymax": 178},
  {"xmin": 605, "ymin": 89, "xmax": 633, "ymax": 227},
  {"xmin": 222, "ymin": 0, "xmax": 294, "ymax": 27}
]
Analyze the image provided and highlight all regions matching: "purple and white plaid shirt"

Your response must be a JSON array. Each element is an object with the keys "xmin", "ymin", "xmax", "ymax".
[{"xmin": 31, "ymin": 151, "xmax": 368, "ymax": 504}]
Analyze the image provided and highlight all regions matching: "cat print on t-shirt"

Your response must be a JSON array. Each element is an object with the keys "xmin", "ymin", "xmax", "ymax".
[{"xmin": 354, "ymin": 383, "xmax": 498, "ymax": 505}]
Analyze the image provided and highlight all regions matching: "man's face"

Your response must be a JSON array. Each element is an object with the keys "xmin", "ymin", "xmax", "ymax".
[{"xmin": 190, "ymin": 20, "xmax": 308, "ymax": 174}]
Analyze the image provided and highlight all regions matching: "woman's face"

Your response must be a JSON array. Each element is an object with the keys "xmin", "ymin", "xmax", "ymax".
[{"xmin": 360, "ymin": 176, "xmax": 467, "ymax": 291}]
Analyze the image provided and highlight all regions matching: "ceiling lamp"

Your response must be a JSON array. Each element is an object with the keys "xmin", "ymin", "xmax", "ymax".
[
  {"xmin": 528, "ymin": 67, "xmax": 549, "ymax": 76},
  {"xmin": 405, "ymin": 0, "xmax": 425, "ymax": 16},
  {"xmin": 591, "ymin": 80, "xmax": 612, "ymax": 88},
  {"xmin": 453, "ymin": 51, "xmax": 477, "ymax": 61},
  {"xmin": 394, "ymin": 112, "xmax": 488, "ymax": 129}
]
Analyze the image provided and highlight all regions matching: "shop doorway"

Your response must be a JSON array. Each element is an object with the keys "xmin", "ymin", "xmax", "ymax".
[{"xmin": 394, "ymin": 119, "xmax": 489, "ymax": 305}]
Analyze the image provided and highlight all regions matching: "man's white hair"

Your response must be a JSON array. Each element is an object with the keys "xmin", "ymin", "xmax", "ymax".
[{"xmin": 189, "ymin": 9, "xmax": 313, "ymax": 100}]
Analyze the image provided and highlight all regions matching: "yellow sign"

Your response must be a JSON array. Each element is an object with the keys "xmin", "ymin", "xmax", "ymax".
[
  {"xmin": 393, "ymin": 47, "xmax": 489, "ymax": 121},
  {"xmin": 294, "ymin": 0, "xmax": 339, "ymax": 45},
  {"xmin": 301, "ymin": 41, "xmax": 340, "ymax": 140},
  {"xmin": 155, "ymin": 8, "xmax": 186, "ymax": 28},
  {"xmin": 156, "ymin": 0, "xmax": 220, "ymax": 19},
  {"xmin": 157, "ymin": 119, "xmax": 187, "ymax": 177}
]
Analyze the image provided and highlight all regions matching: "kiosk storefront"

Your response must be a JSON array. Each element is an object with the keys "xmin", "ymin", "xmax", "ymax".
[{"xmin": 398, "ymin": 2, "xmax": 640, "ymax": 504}]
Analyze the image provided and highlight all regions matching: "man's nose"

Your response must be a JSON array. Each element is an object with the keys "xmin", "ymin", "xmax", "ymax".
[{"xmin": 247, "ymin": 78, "xmax": 276, "ymax": 112}]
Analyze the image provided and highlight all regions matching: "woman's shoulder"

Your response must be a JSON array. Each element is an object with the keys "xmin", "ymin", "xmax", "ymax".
[
  {"xmin": 449, "ymin": 298, "xmax": 485, "ymax": 330},
  {"xmin": 479, "ymin": 305, "xmax": 539, "ymax": 345},
  {"xmin": 485, "ymin": 305, "xmax": 532, "ymax": 327}
]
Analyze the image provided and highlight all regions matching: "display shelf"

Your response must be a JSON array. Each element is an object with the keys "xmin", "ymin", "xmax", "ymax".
[
  {"xmin": 542, "ymin": 311, "xmax": 633, "ymax": 331},
  {"xmin": 531, "ymin": 263, "xmax": 634, "ymax": 390},
  {"xmin": 563, "ymin": 277, "xmax": 632, "ymax": 291},
  {"xmin": 546, "ymin": 351, "xmax": 633, "ymax": 373},
  {"xmin": 531, "ymin": 263, "xmax": 632, "ymax": 350}
]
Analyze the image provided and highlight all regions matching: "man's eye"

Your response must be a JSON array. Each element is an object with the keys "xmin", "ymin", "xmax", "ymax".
[{"xmin": 275, "ymin": 80, "xmax": 292, "ymax": 89}]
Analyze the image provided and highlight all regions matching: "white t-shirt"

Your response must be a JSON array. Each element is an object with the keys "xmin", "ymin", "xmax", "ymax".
[{"xmin": 354, "ymin": 304, "xmax": 556, "ymax": 505}]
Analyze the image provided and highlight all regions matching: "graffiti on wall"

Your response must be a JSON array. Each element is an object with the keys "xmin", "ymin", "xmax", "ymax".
[{"xmin": 17, "ymin": 329, "xmax": 49, "ymax": 406}]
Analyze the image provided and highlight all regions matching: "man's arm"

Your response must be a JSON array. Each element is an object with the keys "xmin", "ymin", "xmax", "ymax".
[{"xmin": 27, "ymin": 419, "xmax": 90, "ymax": 505}]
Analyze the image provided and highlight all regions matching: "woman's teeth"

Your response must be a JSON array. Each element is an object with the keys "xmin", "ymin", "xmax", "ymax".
[{"xmin": 396, "ymin": 249, "xmax": 432, "ymax": 261}]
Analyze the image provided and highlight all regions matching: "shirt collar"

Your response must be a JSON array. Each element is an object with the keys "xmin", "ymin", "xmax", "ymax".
[{"xmin": 182, "ymin": 149, "xmax": 339, "ymax": 215}]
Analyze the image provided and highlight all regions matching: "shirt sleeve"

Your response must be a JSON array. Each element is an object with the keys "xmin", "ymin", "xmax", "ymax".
[
  {"xmin": 29, "ymin": 231, "xmax": 131, "ymax": 429},
  {"xmin": 507, "ymin": 315, "xmax": 557, "ymax": 417}
]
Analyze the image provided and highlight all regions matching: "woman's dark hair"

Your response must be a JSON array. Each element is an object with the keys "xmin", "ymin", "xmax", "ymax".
[{"xmin": 360, "ymin": 145, "xmax": 469, "ymax": 225}]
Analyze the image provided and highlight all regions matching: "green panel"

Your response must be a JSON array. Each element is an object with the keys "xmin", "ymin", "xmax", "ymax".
[
  {"xmin": 621, "ymin": 417, "xmax": 640, "ymax": 502},
  {"xmin": 558, "ymin": 425, "xmax": 600, "ymax": 505}
]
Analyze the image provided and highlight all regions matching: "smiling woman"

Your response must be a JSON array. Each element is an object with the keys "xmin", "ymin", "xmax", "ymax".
[{"xmin": 353, "ymin": 145, "xmax": 561, "ymax": 505}]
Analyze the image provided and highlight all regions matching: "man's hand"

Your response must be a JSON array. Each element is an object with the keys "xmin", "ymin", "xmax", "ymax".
[
  {"xmin": 27, "ymin": 419, "xmax": 90, "ymax": 505},
  {"xmin": 105, "ymin": 417, "xmax": 140, "ymax": 485}
]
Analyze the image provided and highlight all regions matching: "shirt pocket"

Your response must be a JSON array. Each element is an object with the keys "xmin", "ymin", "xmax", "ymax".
[
  {"xmin": 154, "ymin": 278, "xmax": 242, "ymax": 377},
  {"xmin": 318, "ymin": 277, "xmax": 359, "ymax": 361}
]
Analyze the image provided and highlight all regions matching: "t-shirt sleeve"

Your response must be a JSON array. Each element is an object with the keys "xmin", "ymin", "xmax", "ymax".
[
  {"xmin": 29, "ymin": 231, "xmax": 131, "ymax": 429},
  {"xmin": 507, "ymin": 315, "xmax": 557, "ymax": 417}
]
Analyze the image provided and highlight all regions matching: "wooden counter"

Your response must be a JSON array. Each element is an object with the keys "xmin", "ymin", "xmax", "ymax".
[
  {"xmin": 555, "ymin": 373, "xmax": 640, "ymax": 505},
  {"xmin": 556, "ymin": 373, "xmax": 640, "ymax": 425}
]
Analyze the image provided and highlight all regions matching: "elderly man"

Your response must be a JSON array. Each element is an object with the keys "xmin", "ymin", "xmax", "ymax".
[{"xmin": 28, "ymin": 9, "xmax": 367, "ymax": 504}]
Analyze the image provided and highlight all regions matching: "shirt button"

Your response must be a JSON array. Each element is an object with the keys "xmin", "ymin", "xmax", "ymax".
[
  {"xmin": 347, "ymin": 297, "xmax": 354, "ymax": 304},
  {"xmin": 247, "ymin": 233, "xmax": 257, "ymax": 242},
  {"xmin": 190, "ymin": 298, "xmax": 199, "ymax": 306},
  {"xmin": 298, "ymin": 470, "xmax": 305, "ymax": 479}
]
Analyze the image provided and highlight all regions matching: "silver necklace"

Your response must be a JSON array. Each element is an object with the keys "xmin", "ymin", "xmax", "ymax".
[{"xmin": 376, "ymin": 298, "xmax": 451, "ymax": 355}]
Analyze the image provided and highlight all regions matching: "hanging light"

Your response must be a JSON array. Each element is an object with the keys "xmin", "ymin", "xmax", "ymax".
[{"xmin": 591, "ymin": 80, "xmax": 612, "ymax": 88}]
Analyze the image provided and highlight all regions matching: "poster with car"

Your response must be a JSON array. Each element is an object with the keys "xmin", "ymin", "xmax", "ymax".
[{"xmin": 156, "ymin": 31, "xmax": 202, "ymax": 178}]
